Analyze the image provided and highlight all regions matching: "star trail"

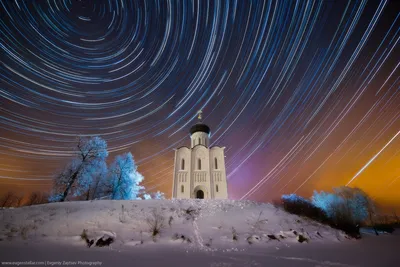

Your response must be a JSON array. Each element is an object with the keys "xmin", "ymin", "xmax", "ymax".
[{"xmin": 0, "ymin": 0, "xmax": 399, "ymax": 209}]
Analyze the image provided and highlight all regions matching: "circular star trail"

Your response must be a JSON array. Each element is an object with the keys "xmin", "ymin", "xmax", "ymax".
[{"xmin": 1, "ymin": 0, "xmax": 399, "ymax": 208}]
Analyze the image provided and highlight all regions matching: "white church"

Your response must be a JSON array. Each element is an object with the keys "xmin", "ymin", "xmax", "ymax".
[{"xmin": 172, "ymin": 111, "xmax": 228, "ymax": 199}]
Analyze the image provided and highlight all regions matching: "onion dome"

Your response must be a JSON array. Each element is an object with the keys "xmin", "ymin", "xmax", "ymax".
[{"xmin": 189, "ymin": 110, "xmax": 211, "ymax": 135}]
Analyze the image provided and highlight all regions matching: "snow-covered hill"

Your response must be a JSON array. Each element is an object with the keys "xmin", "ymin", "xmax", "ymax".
[
  {"xmin": 1, "ymin": 200, "xmax": 399, "ymax": 266},
  {"xmin": 0, "ymin": 199, "xmax": 348, "ymax": 248}
]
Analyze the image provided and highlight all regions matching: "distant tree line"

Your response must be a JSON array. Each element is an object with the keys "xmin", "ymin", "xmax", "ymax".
[{"xmin": 0, "ymin": 191, "xmax": 49, "ymax": 208}]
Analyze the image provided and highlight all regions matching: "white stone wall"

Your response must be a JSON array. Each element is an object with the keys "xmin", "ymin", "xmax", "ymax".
[
  {"xmin": 191, "ymin": 145, "xmax": 211, "ymax": 198},
  {"xmin": 210, "ymin": 147, "xmax": 228, "ymax": 199},
  {"xmin": 172, "ymin": 147, "xmax": 191, "ymax": 198},
  {"xmin": 172, "ymin": 135, "xmax": 228, "ymax": 200}
]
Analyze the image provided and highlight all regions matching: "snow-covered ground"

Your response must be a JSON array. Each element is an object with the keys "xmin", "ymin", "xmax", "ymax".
[{"xmin": 0, "ymin": 200, "xmax": 399, "ymax": 266}]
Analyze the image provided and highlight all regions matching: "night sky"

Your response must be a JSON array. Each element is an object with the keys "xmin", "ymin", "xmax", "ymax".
[{"xmin": 1, "ymin": 0, "xmax": 399, "ymax": 209}]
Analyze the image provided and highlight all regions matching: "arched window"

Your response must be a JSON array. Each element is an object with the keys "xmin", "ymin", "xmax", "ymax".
[
  {"xmin": 214, "ymin": 157, "xmax": 218, "ymax": 169},
  {"xmin": 198, "ymin": 158, "xmax": 201, "ymax": 170},
  {"xmin": 216, "ymin": 184, "xmax": 219, "ymax": 192},
  {"xmin": 198, "ymin": 137, "xmax": 201, "ymax": 145},
  {"xmin": 181, "ymin": 185, "xmax": 184, "ymax": 193},
  {"xmin": 181, "ymin": 159, "xmax": 185, "ymax": 170}
]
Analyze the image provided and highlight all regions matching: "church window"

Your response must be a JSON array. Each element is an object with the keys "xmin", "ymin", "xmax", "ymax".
[
  {"xmin": 181, "ymin": 159, "xmax": 185, "ymax": 170},
  {"xmin": 214, "ymin": 157, "xmax": 218, "ymax": 169},
  {"xmin": 181, "ymin": 185, "xmax": 184, "ymax": 193},
  {"xmin": 216, "ymin": 184, "xmax": 219, "ymax": 192},
  {"xmin": 198, "ymin": 158, "xmax": 201, "ymax": 170},
  {"xmin": 198, "ymin": 137, "xmax": 201, "ymax": 145}
]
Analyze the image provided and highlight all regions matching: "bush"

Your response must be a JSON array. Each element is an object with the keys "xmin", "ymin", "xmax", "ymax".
[
  {"xmin": 328, "ymin": 208, "xmax": 360, "ymax": 238},
  {"xmin": 146, "ymin": 209, "xmax": 165, "ymax": 240},
  {"xmin": 372, "ymin": 223, "xmax": 395, "ymax": 234},
  {"xmin": 281, "ymin": 194, "xmax": 328, "ymax": 222},
  {"xmin": 281, "ymin": 193, "xmax": 361, "ymax": 238},
  {"xmin": 80, "ymin": 229, "xmax": 94, "ymax": 247},
  {"xmin": 181, "ymin": 206, "xmax": 200, "ymax": 221},
  {"xmin": 311, "ymin": 187, "xmax": 376, "ymax": 238},
  {"xmin": 371, "ymin": 214, "xmax": 400, "ymax": 234},
  {"xmin": 312, "ymin": 187, "xmax": 375, "ymax": 225},
  {"xmin": 311, "ymin": 191, "xmax": 344, "ymax": 219}
]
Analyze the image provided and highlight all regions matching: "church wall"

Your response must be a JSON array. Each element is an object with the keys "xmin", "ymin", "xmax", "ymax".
[
  {"xmin": 173, "ymin": 147, "xmax": 191, "ymax": 198},
  {"xmin": 191, "ymin": 145, "xmax": 211, "ymax": 199},
  {"xmin": 173, "ymin": 123, "xmax": 228, "ymax": 200},
  {"xmin": 210, "ymin": 147, "xmax": 228, "ymax": 199}
]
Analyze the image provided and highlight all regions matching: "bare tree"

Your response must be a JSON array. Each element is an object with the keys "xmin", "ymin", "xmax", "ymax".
[
  {"xmin": 39, "ymin": 192, "xmax": 49, "ymax": 204},
  {"xmin": 14, "ymin": 194, "xmax": 24, "ymax": 207},
  {"xmin": 84, "ymin": 172, "xmax": 109, "ymax": 201},
  {"xmin": 0, "ymin": 191, "xmax": 16, "ymax": 208},
  {"xmin": 50, "ymin": 136, "xmax": 108, "ymax": 202},
  {"xmin": 26, "ymin": 192, "xmax": 41, "ymax": 206}
]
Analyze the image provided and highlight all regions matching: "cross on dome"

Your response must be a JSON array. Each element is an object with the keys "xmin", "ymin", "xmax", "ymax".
[{"xmin": 197, "ymin": 110, "xmax": 203, "ymax": 121}]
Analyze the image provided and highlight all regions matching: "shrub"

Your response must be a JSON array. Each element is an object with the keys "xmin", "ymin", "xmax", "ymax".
[
  {"xmin": 231, "ymin": 227, "xmax": 238, "ymax": 241},
  {"xmin": 168, "ymin": 216, "xmax": 173, "ymax": 227},
  {"xmin": 281, "ymin": 194, "xmax": 327, "ymax": 222},
  {"xmin": 281, "ymin": 193, "xmax": 361, "ymax": 238},
  {"xmin": 80, "ymin": 229, "xmax": 89, "ymax": 240},
  {"xmin": 171, "ymin": 233, "xmax": 191, "ymax": 243},
  {"xmin": 146, "ymin": 209, "xmax": 165, "ymax": 240},
  {"xmin": 181, "ymin": 206, "xmax": 200, "ymax": 221},
  {"xmin": 334, "ymin": 187, "xmax": 375, "ymax": 225},
  {"xmin": 370, "ymin": 214, "xmax": 400, "ymax": 234},
  {"xmin": 311, "ymin": 191, "xmax": 344, "ymax": 219},
  {"xmin": 80, "ymin": 229, "xmax": 94, "ymax": 247},
  {"xmin": 119, "ymin": 204, "xmax": 128, "ymax": 223},
  {"xmin": 373, "ymin": 223, "xmax": 395, "ymax": 233},
  {"xmin": 311, "ymin": 190, "xmax": 357, "ymax": 232},
  {"xmin": 311, "ymin": 187, "xmax": 376, "ymax": 238}
]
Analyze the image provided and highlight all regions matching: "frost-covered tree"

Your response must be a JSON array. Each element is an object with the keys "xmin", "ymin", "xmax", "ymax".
[
  {"xmin": 143, "ymin": 193, "xmax": 152, "ymax": 200},
  {"xmin": 334, "ymin": 186, "xmax": 376, "ymax": 224},
  {"xmin": 153, "ymin": 191, "xmax": 165, "ymax": 200},
  {"xmin": 50, "ymin": 136, "xmax": 108, "ymax": 202},
  {"xmin": 108, "ymin": 152, "xmax": 144, "ymax": 200},
  {"xmin": 141, "ymin": 191, "xmax": 165, "ymax": 200},
  {"xmin": 311, "ymin": 190, "xmax": 344, "ymax": 219},
  {"xmin": 281, "ymin": 193, "xmax": 310, "ymax": 204},
  {"xmin": 312, "ymin": 187, "xmax": 375, "ymax": 225},
  {"xmin": 83, "ymin": 165, "xmax": 109, "ymax": 200}
]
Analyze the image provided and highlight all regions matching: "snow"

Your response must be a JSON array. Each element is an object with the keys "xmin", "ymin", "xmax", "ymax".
[{"xmin": 0, "ymin": 199, "xmax": 399, "ymax": 266}]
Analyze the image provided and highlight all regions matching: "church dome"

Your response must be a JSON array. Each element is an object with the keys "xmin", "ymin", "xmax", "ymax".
[{"xmin": 190, "ymin": 123, "xmax": 210, "ymax": 136}]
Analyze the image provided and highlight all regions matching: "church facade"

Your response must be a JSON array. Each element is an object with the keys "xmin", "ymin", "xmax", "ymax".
[{"xmin": 172, "ymin": 111, "xmax": 228, "ymax": 199}]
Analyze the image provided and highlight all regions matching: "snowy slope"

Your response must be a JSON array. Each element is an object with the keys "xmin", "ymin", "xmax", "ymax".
[
  {"xmin": 0, "ymin": 199, "xmax": 349, "ymax": 249},
  {"xmin": 1, "ymin": 200, "xmax": 400, "ymax": 266}
]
